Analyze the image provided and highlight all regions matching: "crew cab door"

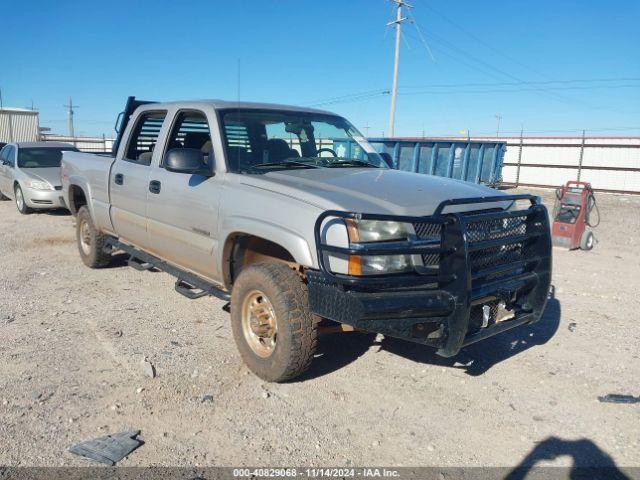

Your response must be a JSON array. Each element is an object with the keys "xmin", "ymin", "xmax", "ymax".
[
  {"xmin": 109, "ymin": 110, "xmax": 168, "ymax": 248},
  {"xmin": 145, "ymin": 109, "xmax": 221, "ymax": 279}
]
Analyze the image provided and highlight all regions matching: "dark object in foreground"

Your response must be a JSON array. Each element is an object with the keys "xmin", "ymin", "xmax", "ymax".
[
  {"xmin": 69, "ymin": 430, "xmax": 143, "ymax": 465},
  {"xmin": 597, "ymin": 394, "xmax": 640, "ymax": 404}
]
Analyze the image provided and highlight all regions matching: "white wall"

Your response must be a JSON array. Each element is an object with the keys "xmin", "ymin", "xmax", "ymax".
[{"xmin": 500, "ymin": 137, "xmax": 640, "ymax": 194}]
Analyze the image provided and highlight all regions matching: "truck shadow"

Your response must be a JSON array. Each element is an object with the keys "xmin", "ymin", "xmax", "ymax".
[
  {"xmin": 505, "ymin": 436, "xmax": 630, "ymax": 479},
  {"xmin": 102, "ymin": 253, "xmax": 131, "ymax": 269},
  {"xmin": 379, "ymin": 296, "xmax": 561, "ymax": 377},
  {"xmin": 294, "ymin": 294, "xmax": 560, "ymax": 382},
  {"xmin": 292, "ymin": 331, "xmax": 378, "ymax": 383}
]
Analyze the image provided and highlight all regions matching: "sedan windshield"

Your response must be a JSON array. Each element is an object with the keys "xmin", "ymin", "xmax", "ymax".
[
  {"xmin": 17, "ymin": 147, "xmax": 77, "ymax": 168},
  {"xmin": 219, "ymin": 109, "xmax": 388, "ymax": 173}
]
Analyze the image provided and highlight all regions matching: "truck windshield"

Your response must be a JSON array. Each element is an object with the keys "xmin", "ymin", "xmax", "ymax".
[
  {"xmin": 219, "ymin": 109, "xmax": 387, "ymax": 173},
  {"xmin": 17, "ymin": 147, "xmax": 77, "ymax": 168}
]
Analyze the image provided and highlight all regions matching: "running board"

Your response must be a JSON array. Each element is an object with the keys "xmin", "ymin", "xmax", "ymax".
[
  {"xmin": 128, "ymin": 256, "xmax": 154, "ymax": 271},
  {"xmin": 106, "ymin": 238, "xmax": 231, "ymax": 302},
  {"xmin": 175, "ymin": 279, "xmax": 209, "ymax": 299}
]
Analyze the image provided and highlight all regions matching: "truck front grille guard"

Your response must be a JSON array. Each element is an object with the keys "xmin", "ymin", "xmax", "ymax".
[{"xmin": 311, "ymin": 194, "xmax": 552, "ymax": 357}]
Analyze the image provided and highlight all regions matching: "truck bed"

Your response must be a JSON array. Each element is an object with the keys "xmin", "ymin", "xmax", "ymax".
[{"xmin": 61, "ymin": 150, "xmax": 115, "ymax": 230}]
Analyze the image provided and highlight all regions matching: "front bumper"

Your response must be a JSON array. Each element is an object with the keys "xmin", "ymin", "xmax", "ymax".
[
  {"xmin": 308, "ymin": 195, "xmax": 552, "ymax": 357},
  {"xmin": 23, "ymin": 187, "xmax": 66, "ymax": 209}
]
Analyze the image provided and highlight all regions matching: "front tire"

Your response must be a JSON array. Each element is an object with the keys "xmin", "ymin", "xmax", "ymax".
[
  {"xmin": 230, "ymin": 262, "xmax": 317, "ymax": 382},
  {"xmin": 14, "ymin": 185, "xmax": 32, "ymax": 214},
  {"xmin": 76, "ymin": 206, "xmax": 112, "ymax": 268}
]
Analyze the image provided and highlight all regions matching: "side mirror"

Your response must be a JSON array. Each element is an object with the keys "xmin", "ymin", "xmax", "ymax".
[
  {"xmin": 164, "ymin": 148, "xmax": 214, "ymax": 176},
  {"xmin": 379, "ymin": 152, "xmax": 394, "ymax": 169}
]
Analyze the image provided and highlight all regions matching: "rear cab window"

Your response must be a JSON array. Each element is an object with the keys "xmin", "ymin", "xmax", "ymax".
[{"xmin": 124, "ymin": 111, "xmax": 167, "ymax": 166}]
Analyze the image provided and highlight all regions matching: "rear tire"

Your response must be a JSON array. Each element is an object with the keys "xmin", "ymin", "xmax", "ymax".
[
  {"xmin": 14, "ymin": 185, "xmax": 32, "ymax": 214},
  {"xmin": 76, "ymin": 206, "xmax": 112, "ymax": 268},
  {"xmin": 0, "ymin": 190, "xmax": 9, "ymax": 201},
  {"xmin": 580, "ymin": 230, "xmax": 594, "ymax": 251},
  {"xmin": 230, "ymin": 262, "xmax": 317, "ymax": 382}
]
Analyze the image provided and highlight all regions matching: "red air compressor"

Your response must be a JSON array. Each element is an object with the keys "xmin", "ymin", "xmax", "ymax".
[{"xmin": 552, "ymin": 181, "xmax": 599, "ymax": 250}]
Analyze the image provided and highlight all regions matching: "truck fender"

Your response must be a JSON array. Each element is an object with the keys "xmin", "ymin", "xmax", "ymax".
[
  {"xmin": 220, "ymin": 217, "xmax": 315, "ymax": 271},
  {"xmin": 65, "ymin": 176, "xmax": 93, "ymax": 217},
  {"xmin": 66, "ymin": 177, "xmax": 114, "ymax": 233}
]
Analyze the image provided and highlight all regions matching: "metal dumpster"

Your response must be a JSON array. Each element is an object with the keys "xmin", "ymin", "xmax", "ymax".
[{"xmin": 367, "ymin": 138, "xmax": 506, "ymax": 187}]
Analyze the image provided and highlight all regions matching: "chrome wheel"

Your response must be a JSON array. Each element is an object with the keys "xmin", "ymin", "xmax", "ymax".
[
  {"xmin": 15, "ymin": 187, "xmax": 24, "ymax": 211},
  {"xmin": 79, "ymin": 218, "xmax": 92, "ymax": 255},
  {"xmin": 241, "ymin": 289, "xmax": 277, "ymax": 358}
]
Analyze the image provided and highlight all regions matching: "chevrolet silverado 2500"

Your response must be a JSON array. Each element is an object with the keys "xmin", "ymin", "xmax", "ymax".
[{"xmin": 61, "ymin": 97, "xmax": 552, "ymax": 382}]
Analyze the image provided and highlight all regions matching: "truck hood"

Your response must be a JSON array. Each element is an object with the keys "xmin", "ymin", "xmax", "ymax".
[
  {"xmin": 22, "ymin": 167, "xmax": 62, "ymax": 187},
  {"xmin": 240, "ymin": 168, "xmax": 509, "ymax": 216}
]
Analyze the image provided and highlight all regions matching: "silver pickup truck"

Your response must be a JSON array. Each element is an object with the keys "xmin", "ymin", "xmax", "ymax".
[{"xmin": 62, "ymin": 97, "xmax": 551, "ymax": 382}]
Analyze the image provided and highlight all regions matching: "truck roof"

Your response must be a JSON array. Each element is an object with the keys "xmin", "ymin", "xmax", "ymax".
[{"xmin": 142, "ymin": 99, "xmax": 336, "ymax": 116}]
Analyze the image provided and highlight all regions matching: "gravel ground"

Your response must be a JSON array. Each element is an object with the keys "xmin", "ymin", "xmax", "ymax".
[{"xmin": 0, "ymin": 188, "xmax": 638, "ymax": 469}]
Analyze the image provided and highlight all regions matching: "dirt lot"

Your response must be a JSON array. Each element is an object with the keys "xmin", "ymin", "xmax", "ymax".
[{"xmin": 0, "ymin": 188, "xmax": 638, "ymax": 469}]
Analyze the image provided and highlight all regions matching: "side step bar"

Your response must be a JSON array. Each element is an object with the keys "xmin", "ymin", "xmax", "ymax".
[
  {"xmin": 128, "ymin": 256, "xmax": 154, "ymax": 271},
  {"xmin": 106, "ymin": 238, "xmax": 231, "ymax": 302},
  {"xmin": 175, "ymin": 279, "xmax": 209, "ymax": 300}
]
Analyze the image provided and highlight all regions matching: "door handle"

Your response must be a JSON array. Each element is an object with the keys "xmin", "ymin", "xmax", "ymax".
[
  {"xmin": 114, "ymin": 173, "xmax": 124, "ymax": 185},
  {"xmin": 149, "ymin": 180, "xmax": 161, "ymax": 194}
]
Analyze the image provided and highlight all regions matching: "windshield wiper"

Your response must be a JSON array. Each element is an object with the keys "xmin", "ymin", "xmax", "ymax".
[
  {"xmin": 248, "ymin": 159, "xmax": 320, "ymax": 171},
  {"xmin": 326, "ymin": 159, "xmax": 380, "ymax": 168}
]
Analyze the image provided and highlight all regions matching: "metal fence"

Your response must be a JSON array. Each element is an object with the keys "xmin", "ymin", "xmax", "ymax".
[
  {"xmin": 497, "ymin": 135, "xmax": 640, "ymax": 194},
  {"xmin": 41, "ymin": 134, "xmax": 114, "ymax": 153}
]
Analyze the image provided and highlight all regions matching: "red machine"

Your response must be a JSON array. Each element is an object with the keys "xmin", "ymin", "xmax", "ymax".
[{"xmin": 552, "ymin": 181, "xmax": 599, "ymax": 250}]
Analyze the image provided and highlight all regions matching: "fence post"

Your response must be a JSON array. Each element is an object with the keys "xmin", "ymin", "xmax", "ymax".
[
  {"xmin": 577, "ymin": 129, "xmax": 585, "ymax": 181},
  {"xmin": 515, "ymin": 128, "xmax": 524, "ymax": 187}
]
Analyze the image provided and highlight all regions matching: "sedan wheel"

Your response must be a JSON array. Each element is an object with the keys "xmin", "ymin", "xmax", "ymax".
[{"xmin": 14, "ymin": 186, "xmax": 32, "ymax": 214}]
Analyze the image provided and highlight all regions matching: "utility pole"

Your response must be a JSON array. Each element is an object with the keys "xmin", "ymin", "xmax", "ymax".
[
  {"xmin": 64, "ymin": 97, "xmax": 77, "ymax": 138},
  {"xmin": 495, "ymin": 114, "xmax": 502, "ymax": 138},
  {"xmin": 387, "ymin": 0, "xmax": 411, "ymax": 138}
]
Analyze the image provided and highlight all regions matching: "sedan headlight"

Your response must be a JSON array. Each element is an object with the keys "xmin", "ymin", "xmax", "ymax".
[
  {"xmin": 25, "ymin": 179, "xmax": 53, "ymax": 191},
  {"xmin": 345, "ymin": 219, "xmax": 415, "ymax": 275}
]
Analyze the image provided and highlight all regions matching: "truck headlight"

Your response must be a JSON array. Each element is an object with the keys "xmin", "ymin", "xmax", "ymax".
[
  {"xmin": 25, "ymin": 179, "xmax": 53, "ymax": 191},
  {"xmin": 345, "ymin": 219, "xmax": 415, "ymax": 275},
  {"xmin": 347, "ymin": 219, "xmax": 410, "ymax": 242}
]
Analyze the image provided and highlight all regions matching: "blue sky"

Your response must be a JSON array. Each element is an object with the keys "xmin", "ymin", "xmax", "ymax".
[{"xmin": 1, "ymin": 0, "xmax": 639, "ymax": 138}]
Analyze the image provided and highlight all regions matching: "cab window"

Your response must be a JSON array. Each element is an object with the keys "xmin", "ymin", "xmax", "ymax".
[
  {"xmin": 124, "ymin": 111, "xmax": 167, "ymax": 166},
  {"xmin": 162, "ymin": 111, "xmax": 212, "ymax": 167}
]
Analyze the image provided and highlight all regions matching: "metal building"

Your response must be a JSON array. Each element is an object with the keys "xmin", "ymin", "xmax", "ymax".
[{"xmin": 0, "ymin": 108, "xmax": 40, "ymax": 143}]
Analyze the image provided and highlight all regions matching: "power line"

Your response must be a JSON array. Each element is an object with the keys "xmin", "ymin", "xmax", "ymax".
[
  {"xmin": 305, "ymin": 89, "xmax": 390, "ymax": 107},
  {"xmin": 399, "ymin": 84, "xmax": 640, "ymax": 95},
  {"xmin": 302, "ymin": 82, "xmax": 638, "ymax": 108},
  {"xmin": 400, "ymin": 77, "xmax": 640, "ymax": 89},
  {"xmin": 415, "ymin": 0, "xmax": 553, "ymax": 81}
]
